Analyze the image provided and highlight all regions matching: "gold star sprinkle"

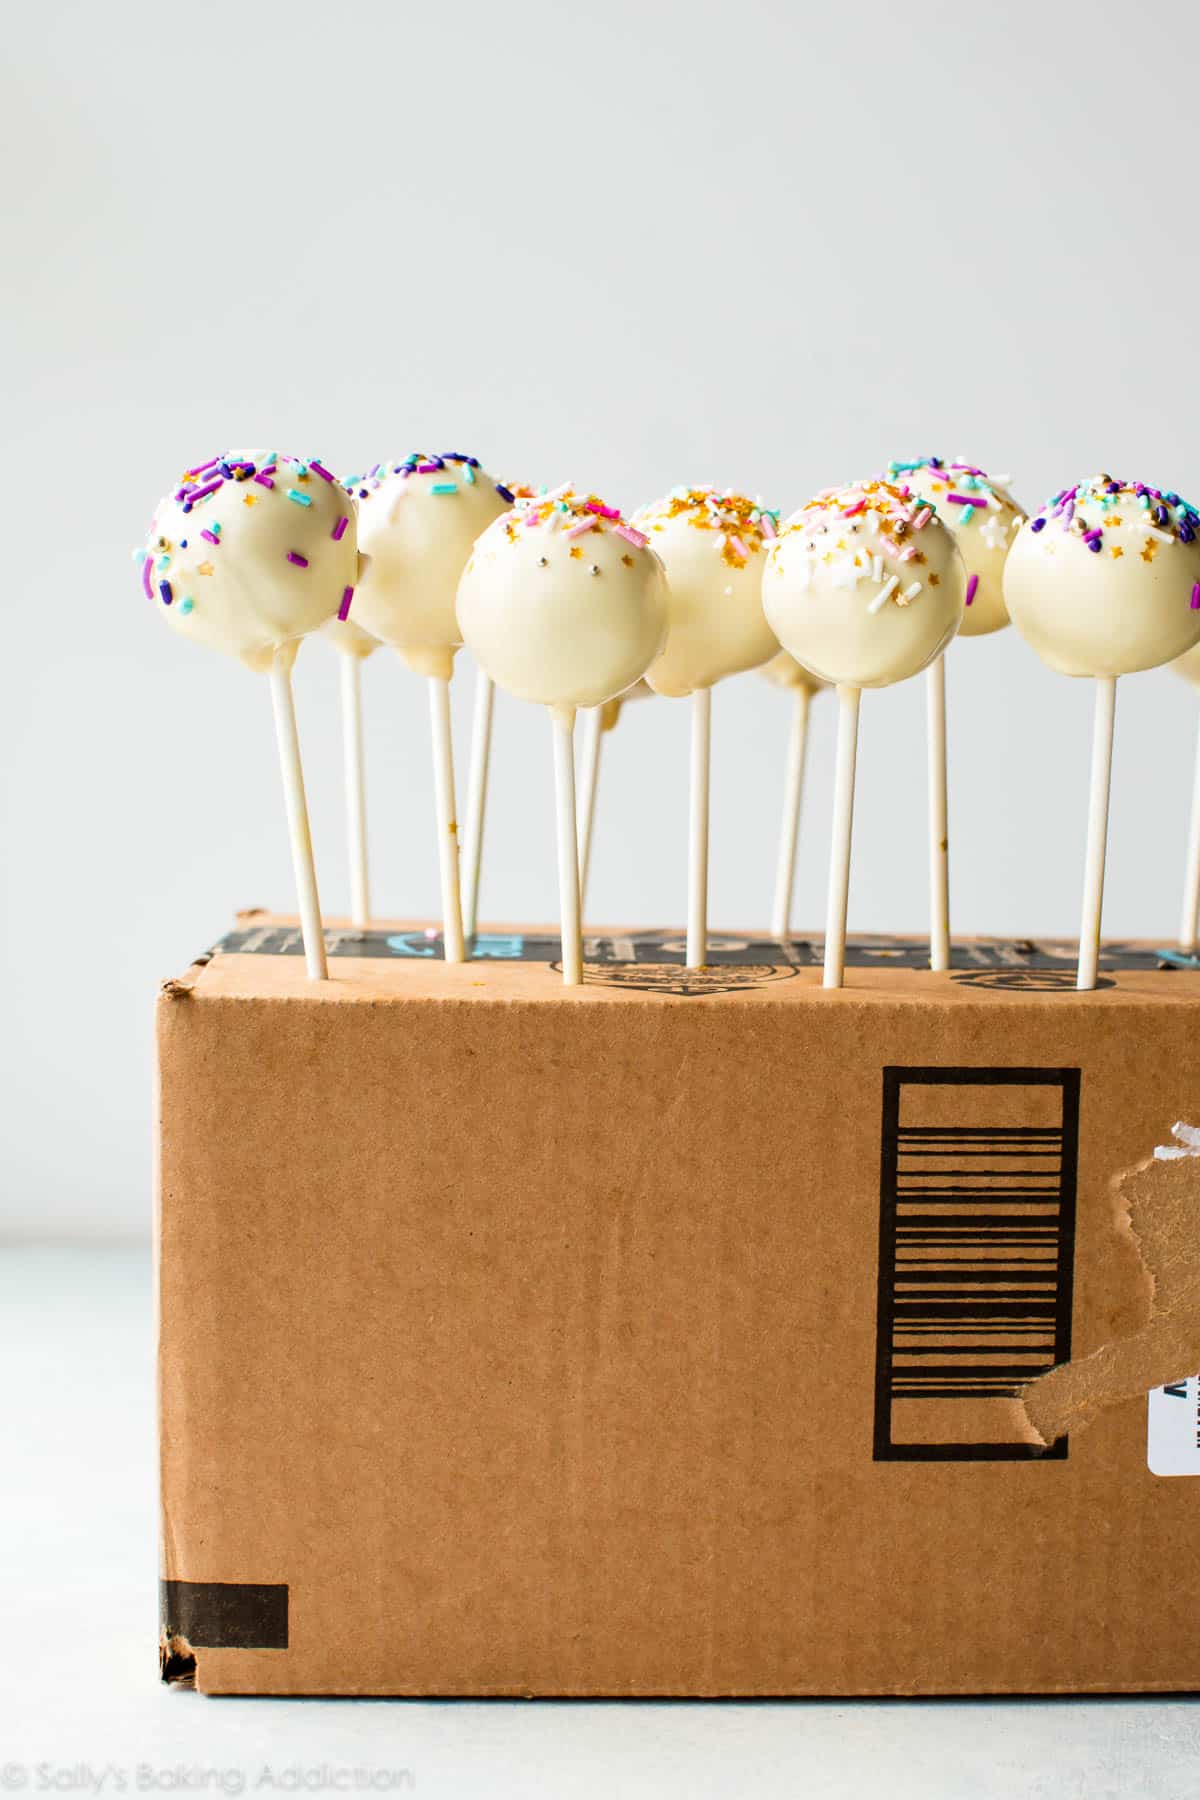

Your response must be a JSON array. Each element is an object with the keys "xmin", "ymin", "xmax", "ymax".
[
  {"xmin": 197, "ymin": 561, "xmax": 214, "ymax": 577},
  {"xmin": 1111, "ymin": 545, "xmax": 1123, "ymax": 559},
  {"xmin": 569, "ymin": 545, "xmax": 582, "ymax": 559}
]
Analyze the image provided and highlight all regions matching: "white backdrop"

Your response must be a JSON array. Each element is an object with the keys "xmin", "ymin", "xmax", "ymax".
[{"xmin": 3, "ymin": 0, "xmax": 1198, "ymax": 1238}]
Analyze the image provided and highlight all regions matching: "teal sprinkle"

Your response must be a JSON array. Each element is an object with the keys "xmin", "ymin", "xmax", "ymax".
[
  {"xmin": 959, "ymin": 504, "xmax": 976, "ymax": 525},
  {"xmin": 132, "ymin": 547, "xmax": 146, "ymax": 562},
  {"xmin": 286, "ymin": 488, "xmax": 312, "ymax": 507},
  {"xmin": 463, "ymin": 464, "xmax": 476, "ymax": 485},
  {"xmin": 157, "ymin": 553, "xmax": 170, "ymax": 569},
  {"xmin": 430, "ymin": 481, "xmax": 458, "ymax": 494},
  {"xmin": 180, "ymin": 597, "xmax": 194, "ymax": 615}
]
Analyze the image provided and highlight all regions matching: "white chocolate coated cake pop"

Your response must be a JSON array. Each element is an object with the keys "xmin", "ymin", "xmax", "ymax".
[
  {"xmin": 633, "ymin": 488, "xmax": 781, "ymax": 695},
  {"xmin": 883, "ymin": 458, "xmax": 1024, "ymax": 637},
  {"xmin": 457, "ymin": 488, "xmax": 668, "ymax": 709},
  {"xmin": 138, "ymin": 451, "xmax": 361, "ymax": 672},
  {"xmin": 1003, "ymin": 476, "xmax": 1200, "ymax": 677},
  {"xmin": 763, "ymin": 480, "xmax": 966, "ymax": 688},
  {"xmin": 349, "ymin": 453, "xmax": 513, "ymax": 680}
]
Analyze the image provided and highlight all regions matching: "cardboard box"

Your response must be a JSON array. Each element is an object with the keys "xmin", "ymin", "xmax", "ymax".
[{"xmin": 157, "ymin": 919, "xmax": 1200, "ymax": 1696}]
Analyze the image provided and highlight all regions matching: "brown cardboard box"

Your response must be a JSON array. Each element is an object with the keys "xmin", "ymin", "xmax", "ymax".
[{"xmin": 157, "ymin": 920, "xmax": 1200, "ymax": 1696}]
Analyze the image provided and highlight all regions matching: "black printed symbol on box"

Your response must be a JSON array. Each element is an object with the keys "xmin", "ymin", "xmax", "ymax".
[{"xmin": 874, "ymin": 1067, "xmax": 1079, "ymax": 1463}]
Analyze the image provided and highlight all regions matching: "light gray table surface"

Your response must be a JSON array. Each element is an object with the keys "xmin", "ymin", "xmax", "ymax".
[{"xmin": 3, "ymin": 1246, "xmax": 1196, "ymax": 1800}]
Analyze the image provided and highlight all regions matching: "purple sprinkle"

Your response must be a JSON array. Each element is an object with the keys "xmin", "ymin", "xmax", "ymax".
[
  {"xmin": 417, "ymin": 460, "xmax": 443, "ymax": 473},
  {"xmin": 186, "ymin": 457, "xmax": 221, "ymax": 479},
  {"xmin": 495, "ymin": 484, "xmax": 515, "ymax": 504},
  {"xmin": 159, "ymin": 580, "xmax": 173, "ymax": 605},
  {"xmin": 331, "ymin": 515, "xmax": 349, "ymax": 541},
  {"xmin": 946, "ymin": 492, "xmax": 981, "ymax": 506},
  {"xmin": 338, "ymin": 585, "xmax": 354, "ymax": 621},
  {"xmin": 187, "ymin": 479, "xmax": 223, "ymax": 505},
  {"xmin": 1031, "ymin": 518, "xmax": 1046, "ymax": 532},
  {"xmin": 1086, "ymin": 537, "xmax": 1102, "ymax": 553},
  {"xmin": 1192, "ymin": 583, "xmax": 1200, "ymax": 611},
  {"xmin": 965, "ymin": 573, "xmax": 978, "ymax": 607},
  {"xmin": 286, "ymin": 551, "xmax": 309, "ymax": 567},
  {"xmin": 253, "ymin": 473, "xmax": 275, "ymax": 489},
  {"xmin": 141, "ymin": 554, "xmax": 153, "ymax": 599},
  {"xmin": 201, "ymin": 529, "xmax": 219, "ymax": 546},
  {"xmin": 310, "ymin": 460, "xmax": 335, "ymax": 483}
]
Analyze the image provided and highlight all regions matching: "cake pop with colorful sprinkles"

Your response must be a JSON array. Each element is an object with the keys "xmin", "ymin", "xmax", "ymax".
[
  {"xmin": 458, "ymin": 486, "xmax": 668, "ymax": 986},
  {"xmin": 350, "ymin": 453, "xmax": 513, "ymax": 679},
  {"xmin": 138, "ymin": 451, "xmax": 361, "ymax": 672},
  {"xmin": 763, "ymin": 479, "xmax": 965, "ymax": 688},
  {"xmin": 883, "ymin": 458, "xmax": 1024, "ymax": 637},
  {"xmin": 1003, "ymin": 476, "xmax": 1200, "ymax": 678}
]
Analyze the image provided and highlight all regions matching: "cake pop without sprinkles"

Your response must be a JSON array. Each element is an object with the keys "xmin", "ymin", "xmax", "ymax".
[
  {"xmin": 1173, "ymin": 642, "xmax": 1200, "ymax": 954},
  {"xmin": 322, "ymin": 612, "xmax": 382, "ymax": 931},
  {"xmin": 457, "ymin": 487, "xmax": 668, "ymax": 984},
  {"xmin": 758, "ymin": 652, "xmax": 829, "ymax": 943},
  {"xmin": 138, "ymin": 450, "xmax": 362, "ymax": 979},
  {"xmin": 884, "ymin": 458, "xmax": 1026, "ymax": 971},
  {"xmin": 1005, "ymin": 475, "xmax": 1200, "ymax": 989},
  {"xmin": 634, "ymin": 487, "xmax": 781, "ymax": 967},
  {"xmin": 349, "ymin": 453, "xmax": 513, "ymax": 962},
  {"xmin": 763, "ymin": 479, "xmax": 965, "ymax": 988}
]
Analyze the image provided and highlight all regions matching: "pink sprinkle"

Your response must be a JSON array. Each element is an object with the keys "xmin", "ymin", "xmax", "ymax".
[
  {"xmin": 614, "ymin": 523, "xmax": 648, "ymax": 549},
  {"xmin": 338, "ymin": 585, "xmax": 354, "ymax": 621},
  {"xmin": 585, "ymin": 501, "xmax": 620, "ymax": 519},
  {"xmin": 1192, "ymin": 583, "xmax": 1200, "ymax": 611},
  {"xmin": 760, "ymin": 514, "xmax": 776, "ymax": 540},
  {"xmin": 965, "ymin": 572, "xmax": 979, "ymax": 607},
  {"xmin": 899, "ymin": 545, "xmax": 917, "ymax": 561},
  {"xmin": 523, "ymin": 511, "xmax": 542, "ymax": 527},
  {"xmin": 253, "ymin": 473, "xmax": 275, "ymax": 489},
  {"xmin": 286, "ymin": 551, "xmax": 308, "ymax": 567},
  {"xmin": 727, "ymin": 533, "xmax": 750, "ymax": 559},
  {"xmin": 310, "ymin": 460, "xmax": 335, "ymax": 483},
  {"xmin": 841, "ymin": 500, "xmax": 866, "ymax": 517},
  {"xmin": 417, "ymin": 461, "xmax": 441, "ymax": 474},
  {"xmin": 201, "ymin": 529, "xmax": 220, "ymax": 546},
  {"xmin": 141, "ymin": 553, "xmax": 153, "ymax": 599},
  {"xmin": 331, "ymin": 515, "xmax": 349, "ymax": 541},
  {"xmin": 566, "ymin": 518, "xmax": 597, "ymax": 540},
  {"xmin": 912, "ymin": 506, "xmax": 932, "ymax": 530}
]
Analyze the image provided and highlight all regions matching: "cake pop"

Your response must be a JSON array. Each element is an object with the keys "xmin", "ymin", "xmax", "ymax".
[
  {"xmin": 633, "ymin": 487, "xmax": 781, "ymax": 966},
  {"xmin": 758, "ymin": 652, "xmax": 829, "ymax": 943},
  {"xmin": 763, "ymin": 479, "xmax": 965, "ymax": 987},
  {"xmin": 1004, "ymin": 475, "xmax": 1200, "ymax": 988},
  {"xmin": 460, "ymin": 482, "xmax": 537, "ymax": 942},
  {"xmin": 137, "ymin": 450, "xmax": 362, "ymax": 978},
  {"xmin": 1173, "ymin": 642, "xmax": 1200, "ymax": 953},
  {"xmin": 349, "ymin": 453, "xmax": 513, "ymax": 962},
  {"xmin": 322, "ymin": 613, "xmax": 382, "ymax": 930},
  {"xmin": 883, "ymin": 458, "xmax": 1027, "ymax": 971},
  {"xmin": 457, "ymin": 487, "xmax": 668, "ymax": 984}
]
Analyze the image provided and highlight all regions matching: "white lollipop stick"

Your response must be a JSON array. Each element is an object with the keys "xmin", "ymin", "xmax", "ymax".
[
  {"xmin": 770, "ymin": 684, "xmax": 813, "ymax": 943},
  {"xmin": 927, "ymin": 653, "xmax": 950, "ymax": 972},
  {"xmin": 1077, "ymin": 675, "xmax": 1117, "ymax": 991},
  {"xmin": 268, "ymin": 652, "xmax": 328, "ymax": 981},
  {"xmin": 551, "ymin": 705, "xmax": 583, "ymax": 985},
  {"xmin": 688, "ymin": 687, "xmax": 712, "ymax": 967},
  {"xmin": 428, "ymin": 674, "xmax": 466, "ymax": 964},
  {"xmin": 1181, "ymin": 702, "xmax": 1200, "ymax": 953},
  {"xmin": 339, "ymin": 654, "xmax": 370, "ymax": 930},
  {"xmin": 461, "ymin": 666, "xmax": 494, "ymax": 942},
  {"xmin": 577, "ymin": 705, "xmax": 604, "ymax": 915},
  {"xmin": 824, "ymin": 684, "xmax": 861, "ymax": 989}
]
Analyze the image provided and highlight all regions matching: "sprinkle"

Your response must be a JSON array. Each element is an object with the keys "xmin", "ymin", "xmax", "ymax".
[
  {"xmin": 180, "ymin": 597, "xmax": 194, "ymax": 615},
  {"xmin": 901, "ymin": 581, "xmax": 922, "ymax": 602},
  {"xmin": 727, "ymin": 533, "xmax": 750, "ymax": 559},
  {"xmin": 286, "ymin": 488, "xmax": 312, "ymax": 507},
  {"xmin": 761, "ymin": 513, "xmax": 776, "ymax": 539},
  {"xmin": 309, "ymin": 460, "xmax": 335, "ymax": 483},
  {"xmin": 331, "ymin": 515, "xmax": 348, "ymax": 541},
  {"xmin": 286, "ymin": 551, "xmax": 309, "ymax": 567},
  {"xmin": 430, "ymin": 482, "xmax": 458, "ymax": 494},
  {"xmin": 338, "ymin": 586, "xmax": 354, "ymax": 621},
  {"xmin": 872, "ymin": 555, "xmax": 883, "ymax": 582},
  {"xmin": 965, "ymin": 573, "xmax": 979, "ymax": 607},
  {"xmin": 614, "ymin": 523, "xmax": 648, "ymax": 549},
  {"xmin": 585, "ymin": 500, "xmax": 621, "ymax": 519},
  {"xmin": 495, "ymin": 484, "xmax": 515, "ymax": 504},
  {"xmin": 253, "ymin": 473, "xmax": 275, "ymax": 489},
  {"xmin": 463, "ymin": 464, "xmax": 476, "ymax": 484},
  {"xmin": 141, "ymin": 555, "xmax": 153, "ymax": 599},
  {"xmin": 1143, "ymin": 524, "xmax": 1173, "ymax": 543},
  {"xmin": 182, "ymin": 479, "xmax": 222, "ymax": 510},
  {"xmin": 416, "ymin": 461, "xmax": 443, "ymax": 474},
  {"xmin": 841, "ymin": 500, "xmax": 866, "ymax": 518},
  {"xmin": 1193, "ymin": 583, "xmax": 1200, "ymax": 611},
  {"xmin": 958, "ymin": 505, "xmax": 976, "ymax": 526},
  {"xmin": 201, "ymin": 529, "xmax": 220, "ymax": 546},
  {"xmin": 1031, "ymin": 518, "xmax": 1046, "ymax": 532},
  {"xmin": 159, "ymin": 580, "xmax": 173, "ymax": 606},
  {"xmin": 566, "ymin": 518, "xmax": 597, "ymax": 540},
  {"xmin": 185, "ymin": 457, "xmax": 221, "ymax": 479},
  {"xmin": 868, "ymin": 575, "xmax": 899, "ymax": 613},
  {"xmin": 911, "ymin": 506, "xmax": 932, "ymax": 531}
]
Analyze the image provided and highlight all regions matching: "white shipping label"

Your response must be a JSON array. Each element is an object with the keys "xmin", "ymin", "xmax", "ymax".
[{"xmin": 1148, "ymin": 1375, "xmax": 1200, "ymax": 1475}]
